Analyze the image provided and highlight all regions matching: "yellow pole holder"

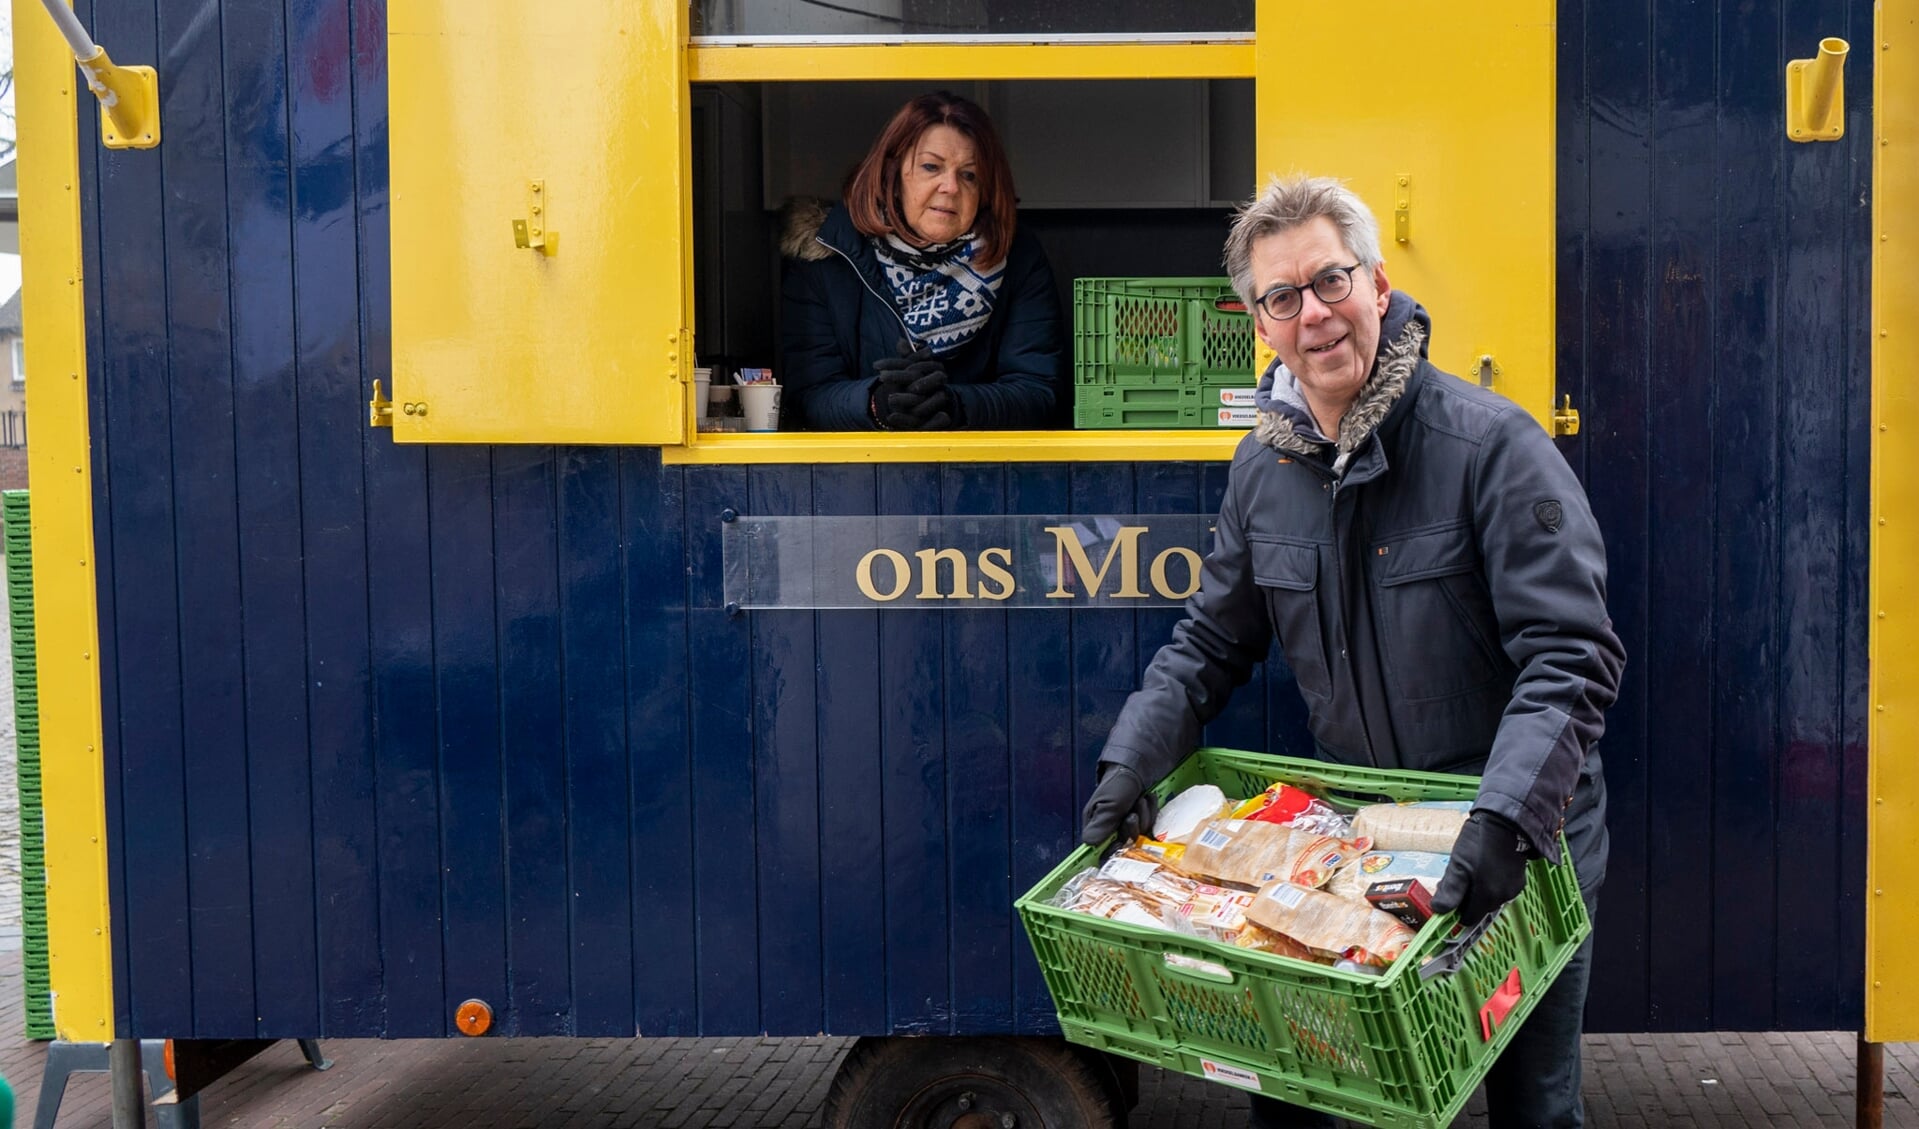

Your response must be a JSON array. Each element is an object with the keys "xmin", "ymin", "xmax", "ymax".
[
  {"xmin": 76, "ymin": 46, "xmax": 160, "ymax": 149},
  {"xmin": 1787, "ymin": 37, "xmax": 1849, "ymax": 142}
]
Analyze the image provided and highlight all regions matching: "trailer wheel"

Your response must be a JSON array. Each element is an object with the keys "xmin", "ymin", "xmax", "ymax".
[{"xmin": 823, "ymin": 1036, "xmax": 1120, "ymax": 1129}]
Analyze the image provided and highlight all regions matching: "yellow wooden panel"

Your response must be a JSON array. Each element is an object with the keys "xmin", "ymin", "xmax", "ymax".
[
  {"xmin": 1868, "ymin": 0, "xmax": 1919, "ymax": 1045},
  {"xmin": 1253, "ymin": 0, "xmax": 1555, "ymax": 428},
  {"xmin": 664, "ymin": 430, "xmax": 1244, "ymax": 465},
  {"xmin": 14, "ymin": 0, "xmax": 116, "ymax": 1039},
  {"xmin": 689, "ymin": 41, "xmax": 1255, "ymax": 82},
  {"xmin": 388, "ymin": 1, "xmax": 689, "ymax": 443}
]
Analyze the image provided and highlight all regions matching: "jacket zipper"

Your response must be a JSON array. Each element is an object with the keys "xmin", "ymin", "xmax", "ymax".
[
  {"xmin": 818, "ymin": 235, "xmax": 917, "ymax": 347},
  {"xmin": 1324, "ymin": 467, "xmax": 1379, "ymax": 768}
]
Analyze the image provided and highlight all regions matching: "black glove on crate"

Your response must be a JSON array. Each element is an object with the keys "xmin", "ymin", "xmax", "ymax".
[
  {"xmin": 1079, "ymin": 764, "xmax": 1158, "ymax": 847},
  {"xmin": 1430, "ymin": 809, "xmax": 1536, "ymax": 927}
]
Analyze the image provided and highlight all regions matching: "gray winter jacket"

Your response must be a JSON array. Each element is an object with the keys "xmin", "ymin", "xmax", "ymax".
[{"xmin": 1098, "ymin": 291, "xmax": 1626, "ymax": 860}]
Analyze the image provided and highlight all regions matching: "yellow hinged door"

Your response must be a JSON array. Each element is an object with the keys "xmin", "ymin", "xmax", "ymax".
[
  {"xmin": 388, "ymin": 2, "xmax": 689, "ymax": 444},
  {"xmin": 1254, "ymin": 0, "xmax": 1557, "ymax": 432}
]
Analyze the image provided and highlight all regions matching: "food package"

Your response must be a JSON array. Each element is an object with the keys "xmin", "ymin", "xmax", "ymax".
[
  {"xmin": 1351, "ymin": 801, "xmax": 1473, "ymax": 854},
  {"xmin": 1326, "ymin": 849, "xmax": 1452, "ymax": 900},
  {"xmin": 1230, "ymin": 782, "xmax": 1354, "ymax": 837},
  {"xmin": 1153, "ymin": 784, "xmax": 1231, "ymax": 841},
  {"xmin": 1245, "ymin": 880, "xmax": 1416, "ymax": 967},
  {"xmin": 1177, "ymin": 818, "xmax": 1371, "ymax": 889},
  {"xmin": 1232, "ymin": 922, "xmax": 1329, "ymax": 964}
]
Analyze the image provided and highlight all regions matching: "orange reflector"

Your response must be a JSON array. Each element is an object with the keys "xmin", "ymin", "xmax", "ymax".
[
  {"xmin": 455, "ymin": 998, "xmax": 493, "ymax": 1037},
  {"xmin": 164, "ymin": 1039, "xmax": 175, "ymax": 1079}
]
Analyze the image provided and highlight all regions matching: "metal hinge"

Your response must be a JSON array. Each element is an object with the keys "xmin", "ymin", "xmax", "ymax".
[
  {"xmin": 369, "ymin": 379, "xmax": 393, "ymax": 428},
  {"xmin": 1552, "ymin": 394, "xmax": 1580, "ymax": 437},
  {"xmin": 512, "ymin": 179, "xmax": 558, "ymax": 255}
]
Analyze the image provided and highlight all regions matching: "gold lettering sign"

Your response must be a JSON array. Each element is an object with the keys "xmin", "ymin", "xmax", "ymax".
[{"xmin": 723, "ymin": 515, "xmax": 1217, "ymax": 610}]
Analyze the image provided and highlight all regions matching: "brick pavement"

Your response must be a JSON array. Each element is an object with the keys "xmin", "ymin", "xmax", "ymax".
[{"xmin": 0, "ymin": 947, "xmax": 1908, "ymax": 1129}]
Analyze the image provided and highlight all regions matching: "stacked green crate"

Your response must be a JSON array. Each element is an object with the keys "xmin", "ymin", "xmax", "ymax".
[
  {"xmin": 3, "ymin": 490, "xmax": 51, "ymax": 1039},
  {"xmin": 1072, "ymin": 278, "xmax": 1261, "ymax": 429}
]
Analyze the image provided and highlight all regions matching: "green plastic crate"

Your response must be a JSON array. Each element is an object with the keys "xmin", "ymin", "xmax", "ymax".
[
  {"xmin": 1075, "ymin": 382, "xmax": 1265, "ymax": 431},
  {"xmin": 1073, "ymin": 278, "xmax": 1256, "ymax": 389},
  {"xmin": 1016, "ymin": 747, "xmax": 1590, "ymax": 1129}
]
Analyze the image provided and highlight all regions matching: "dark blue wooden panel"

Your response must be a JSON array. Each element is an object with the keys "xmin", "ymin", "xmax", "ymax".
[
  {"xmin": 1767, "ymin": 0, "xmax": 1874, "ymax": 1029},
  {"xmin": 229, "ymin": 0, "xmax": 321, "ymax": 1039},
  {"xmin": 1577, "ymin": 0, "xmax": 1657, "ymax": 1033},
  {"xmin": 877, "ymin": 466, "xmax": 953, "ymax": 1031},
  {"xmin": 749, "ymin": 467, "xmax": 824, "ymax": 1034},
  {"xmin": 493, "ymin": 449, "xmax": 570, "ymax": 1036},
  {"xmin": 1704, "ymin": 0, "xmax": 1781, "ymax": 1031},
  {"xmin": 813, "ymin": 467, "xmax": 888, "ymax": 1035},
  {"xmin": 1643, "ymin": 0, "xmax": 1722, "ymax": 1031},
  {"xmin": 1069, "ymin": 464, "xmax": 1140, "ymax": 811},
  {"xmin": 300, "ymin": 0, "xmax": 385, "ymax": 1037},
  {"xmin": 429, "ymin": 450, "xmax": 507, "ymax": 1034},
  {"xmin": 625, "ymin": 452, "xmax": 696, "ymax": 1035},
  {"xmin": 558, "ymin": 450, "xmax": 635, "ymax": 1035},
  {"xmin": 683, "ymin": 467, "xmax": 759, "ymax": 1032},
  {"xmin": 153, "ymin": 0, "xmax": 257, "ymax": 1037},
  {"xmin": 1004, "ymin": 466, "xmax": 1075, "ymax": 1032},
  {"xmin": 90, "ymin": 0, "xmax": 195, "ymax": 1039},
  {"xmin": 943, "ymin": 466, "xmax": 1014, "ymax": 1030}
]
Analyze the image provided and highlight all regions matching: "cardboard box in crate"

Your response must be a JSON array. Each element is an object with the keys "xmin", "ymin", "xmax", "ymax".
[{"xmin": 1016, "ymin": 748, "xmax": 1590, "ymax": 1129}]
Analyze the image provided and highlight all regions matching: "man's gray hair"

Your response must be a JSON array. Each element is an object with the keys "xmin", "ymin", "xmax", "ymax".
[{"xmin": 1223, "ymin": 175, "xmax": 1384, "ymax": 308}]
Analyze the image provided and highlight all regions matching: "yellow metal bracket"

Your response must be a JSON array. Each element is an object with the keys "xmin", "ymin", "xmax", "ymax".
[
  {"xmin": 1552, "ymin": 394, "xmax": 1580, "ymax": 437},
  {"xmin": 1476, "ymin": 353, "xmax": 1500, "ymax": 390},
  {"xmin": 368, "ymin": 379, "xmax": 394, "ymax": 428},
  {"xmin": 511, "ymin": 179, "xmax": 558, "ymax": 255},
  {"xmin": 1394, "ymin": 175, "xmax": 1412, "ymax": 244},
  {"xmin": 1787, "ymin": 37, "xmax": 1849, "ymax": 142},
  {"xmin": 78, "ymin": 49, "xmax": 159, "ymax": 149}
]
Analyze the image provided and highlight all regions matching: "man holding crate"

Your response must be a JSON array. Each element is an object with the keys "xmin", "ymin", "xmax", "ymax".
[{"xmin": 1081, "ymin": 175, "xmax": 1625, "ymax": 1129}]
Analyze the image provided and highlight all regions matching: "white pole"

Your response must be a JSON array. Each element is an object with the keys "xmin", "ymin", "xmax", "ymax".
[{"xmin": 39, "ymin": 0, "xmax": 100, "ymax": 60}]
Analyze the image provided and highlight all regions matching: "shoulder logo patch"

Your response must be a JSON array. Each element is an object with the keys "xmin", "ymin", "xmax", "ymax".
[{"xmin": 1535, "ymin": 500, "xmax": 1563, "ymax": 533}]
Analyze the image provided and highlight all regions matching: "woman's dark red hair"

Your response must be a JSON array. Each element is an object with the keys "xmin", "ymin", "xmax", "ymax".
[{"xmin": 843, "ymin": 92, "xmax": 1017, "ymax": 269}]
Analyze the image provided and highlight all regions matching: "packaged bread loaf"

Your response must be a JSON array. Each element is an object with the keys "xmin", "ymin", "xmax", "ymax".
[
  {"xmin": 1177, "ymin": 818, "xmax": 1370, "ymax": 889},
  {"xmin": 1326, "ymin": 849, "xmax": 1452, "ymax": 900},
  {"xmin": 1351, "ymin": 801, "xmax": 1472, "ymax": 853},
  {"xmin": 1245, "ymin": 880, "xmax": 1415, "ymax": 967}
]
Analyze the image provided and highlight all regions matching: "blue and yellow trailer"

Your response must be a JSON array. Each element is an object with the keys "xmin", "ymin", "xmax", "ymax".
[{"xmin": 11, "ymin": 0, "xmax": 1917, "ymax": 1121}]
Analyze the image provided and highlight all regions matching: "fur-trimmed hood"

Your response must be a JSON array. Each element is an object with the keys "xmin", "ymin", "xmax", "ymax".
[
  {"xmin": 1251, "ymin": 290, "xmax": 1430, "ymax": 461},
  {"xmin": 779, "ymin": 196, "xmax": 835, "ymax": 261}
]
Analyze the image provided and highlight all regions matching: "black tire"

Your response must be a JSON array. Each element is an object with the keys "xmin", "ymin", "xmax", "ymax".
[{"xmin": 822, "ymin": 1036, "xmax": 1120, "ymax": 1129}]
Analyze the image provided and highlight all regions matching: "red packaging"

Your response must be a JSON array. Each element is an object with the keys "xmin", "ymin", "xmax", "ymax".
[{"xmin": 1364, "ymin": 877, "xmax": 1435, "ymax": 930}]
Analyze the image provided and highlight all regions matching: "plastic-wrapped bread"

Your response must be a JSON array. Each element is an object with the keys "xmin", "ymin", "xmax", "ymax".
[
  {"xmin": 1153, "ymin": 784, "xmax": 1230, "ymax": 841},
  {"xmin": 1350, "ymin": 802, "xmax": 1472, "ymax": 854},
  {"xmin": 1244, "ymin": 880, "xmax": 1415, "ymax": 967},
  {"xmin": 1326, "ymin": 849, "xmax": 1452, "ymax": 900},
  {"xmin": 1177, "ymin": 818, "xmax": 1370, "ymax": 890}
]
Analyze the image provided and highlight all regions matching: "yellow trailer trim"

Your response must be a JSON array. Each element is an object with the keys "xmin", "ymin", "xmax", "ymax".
[
  {"xmin": 688, "ymin": 41, "xmax": 1255, "ymax": 82},
  {"xmin": 663, "ymin": 429, "xmax": 1245, "ymax": 465},
  {"xmin": 15, "ymin": 0, "xmax": 116, "ymax": 1039},
  {"xmin": 1868, "ymin": 0, "xmax": 1919, "ymax": 1045}
]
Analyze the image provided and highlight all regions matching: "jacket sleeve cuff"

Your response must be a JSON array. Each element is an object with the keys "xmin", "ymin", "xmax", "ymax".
[{"xmin": 1470, "ymin": 790, "xmax": 1567, "ymax": 863}]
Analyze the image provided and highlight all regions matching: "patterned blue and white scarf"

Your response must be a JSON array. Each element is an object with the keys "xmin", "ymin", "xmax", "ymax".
[{"xmin": 870, "ymin": 232, "xmax": 1005, "ymax": 356}]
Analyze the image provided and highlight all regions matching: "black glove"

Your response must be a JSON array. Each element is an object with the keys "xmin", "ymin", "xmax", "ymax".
[
  {"xmin": 880, "ymin": 360, "xmax": 955, "ymax": 430},
  {"xmin": 1430, "ymin": 809, "xmax": 1536, "ymax": 927},
  {"xmin": 1079, "ymin": 764, "xmax": 1158, "ymax": 847}
]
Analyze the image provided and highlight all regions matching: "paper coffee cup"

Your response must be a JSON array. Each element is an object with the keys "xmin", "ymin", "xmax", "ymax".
[
  {"xmin": 693, "ymin": 369, "xmax": 712, "ymax": 419},
  {"xmin": 740, "ymin": 383, "xmax": 782, "ymax": 431}
]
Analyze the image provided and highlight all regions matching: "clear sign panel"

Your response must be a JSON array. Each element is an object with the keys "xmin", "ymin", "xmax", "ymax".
[
  {"xmin": 723, "ymin": 514, "xmax": 1218, "ymax": 609},
  {"xmin": 693, "ymin": 0, "xmax": 1252, "ymax": 38}
]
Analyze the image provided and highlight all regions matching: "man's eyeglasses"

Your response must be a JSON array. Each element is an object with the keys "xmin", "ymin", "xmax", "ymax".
[{"xmin": 1254, "ymin": 264, "xmax": 1363, "ymax": 322}]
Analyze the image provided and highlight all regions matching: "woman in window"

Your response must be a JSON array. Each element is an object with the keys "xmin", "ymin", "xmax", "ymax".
[{"xmin": 780, "ymin": 92, "xmax": 1065, "ymax": 430}]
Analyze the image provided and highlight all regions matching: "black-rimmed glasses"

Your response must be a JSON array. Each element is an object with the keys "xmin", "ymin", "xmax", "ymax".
[{"xmin": 1255, "ymin": 264, "xmax": 1363, "ymax": 321}]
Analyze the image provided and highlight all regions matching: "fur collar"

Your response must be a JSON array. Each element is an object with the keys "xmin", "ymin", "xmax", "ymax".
[
  {"xmin": 779, "ymin": 196, "xmax": 834, "ymax": 261},
  {"xmin": 1253, "ymin": 317, "xmax": 1426, "ymax": 459}
]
